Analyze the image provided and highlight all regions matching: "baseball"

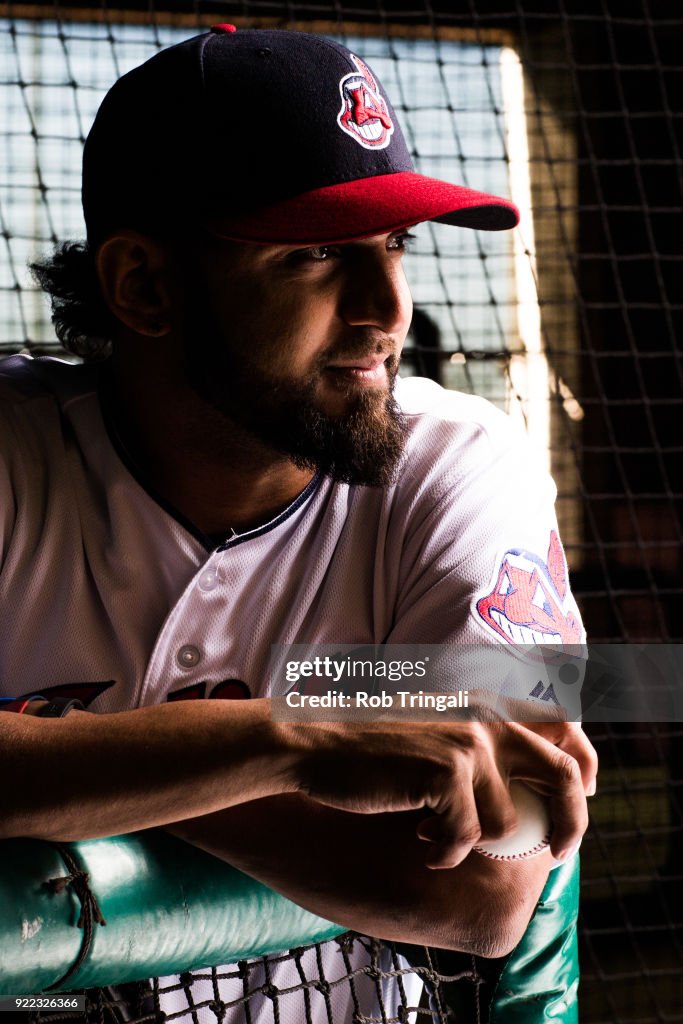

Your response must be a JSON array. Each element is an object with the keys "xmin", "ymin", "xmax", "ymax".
[{"xmin": 473, "ymin": 780, "xmax": 552, "ymax": 861}]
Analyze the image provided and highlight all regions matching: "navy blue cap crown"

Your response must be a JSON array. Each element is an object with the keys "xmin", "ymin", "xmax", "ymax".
[{"xmin": 83, "ymin": 27, "xmax": 414, "ymax": 241}]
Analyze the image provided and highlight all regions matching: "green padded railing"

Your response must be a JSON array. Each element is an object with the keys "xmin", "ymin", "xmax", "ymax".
[
  {"xmin": 0, "ymin": 830, "xmax": 342, "ymax": 993},
  {"xmin": 491, "ymin": 856, "xmax": 580, "ymax": 1024},
  {"xmin": 0, "ymin": 830, "xmax": 580, "ymax": 1023}
]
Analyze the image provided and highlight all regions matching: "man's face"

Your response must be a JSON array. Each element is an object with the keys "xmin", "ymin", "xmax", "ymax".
[{"xmin": 178, "ymin": 230, "xmax": 414, "ymax": 486}]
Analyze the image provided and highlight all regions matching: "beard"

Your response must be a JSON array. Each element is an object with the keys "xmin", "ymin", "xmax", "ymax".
[
  {"xmin": 181, "ymin": 287, "xmax": 408, "ymax": 488},
  {"xmin": 254, "ymin": 375, "xmax": 407, "ymax": 487}
]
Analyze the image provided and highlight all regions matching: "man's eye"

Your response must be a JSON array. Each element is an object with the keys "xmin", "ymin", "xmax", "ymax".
[
  {"xmin": 292, "ymin": 245, "xmax": 341, "ymax": 262},
  {"xmin": 388, "ymin": 231, "xmax": 416, "ymax": 252}
]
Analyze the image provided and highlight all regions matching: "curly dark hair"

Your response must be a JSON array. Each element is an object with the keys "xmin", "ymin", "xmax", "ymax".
[{"xmin": 30, "ymin": 242, "xmax": 116, "ymax": 362}]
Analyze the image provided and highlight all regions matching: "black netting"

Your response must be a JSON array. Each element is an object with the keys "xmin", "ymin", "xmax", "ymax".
[
  {"xmin": 2, "ymin": 1, "xmax": 682, "ymax": 1022},
  {"xmin": 26, "ymin": 935, "xmax": 490, "ymax": 1023}
]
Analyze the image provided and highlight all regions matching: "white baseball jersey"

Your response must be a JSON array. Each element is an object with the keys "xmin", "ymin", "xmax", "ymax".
[{"xmin": 0, "ymin": 354, "xmax": 583, "ymax": 1022}]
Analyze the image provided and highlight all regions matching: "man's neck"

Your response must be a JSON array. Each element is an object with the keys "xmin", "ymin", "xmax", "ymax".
[{"xmin": 103, "ymin": 356, "xmax": 316, "ymax": 538}]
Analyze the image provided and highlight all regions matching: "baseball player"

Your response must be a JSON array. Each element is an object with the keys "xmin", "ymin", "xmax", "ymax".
[{"xmin": 0, "ymin": 27, "xmax": 596, "ymax": 1022}]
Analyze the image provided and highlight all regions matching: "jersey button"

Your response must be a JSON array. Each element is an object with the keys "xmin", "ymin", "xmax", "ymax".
[
  {"xmin": 198, "ymin": 569, "xmax": 219, "ymax": 592},
  {"xmin": 177, "ymin": 645, "xmax": 201, "ymax": 669}
]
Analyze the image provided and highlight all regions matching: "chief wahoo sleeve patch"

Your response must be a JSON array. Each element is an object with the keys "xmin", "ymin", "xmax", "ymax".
[{"xmin": 474, "ymin": 530, "xmax": 583, "ymax": 645}]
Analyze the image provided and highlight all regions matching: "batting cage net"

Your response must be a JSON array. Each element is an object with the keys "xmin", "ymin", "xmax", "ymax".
[
  {"xmin": 26, "ymin": 939, "xmax": 500, "ymax": 1024},
  {"xmin": 1, "ymin": 1, "xmax": 681, "ymax": 1022}
]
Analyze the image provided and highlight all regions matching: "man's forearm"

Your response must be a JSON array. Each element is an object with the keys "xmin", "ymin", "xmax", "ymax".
[
  {"xmin": 0, "ymin": 699, "xmax": 294, "ymax": 840},
  {"xmin": 168, "ymin": 795, "xmax": 552, "ymax": 958},
  {"xmin": 1, "ymin": 709, "xmax": 594, "ymax": 875}
]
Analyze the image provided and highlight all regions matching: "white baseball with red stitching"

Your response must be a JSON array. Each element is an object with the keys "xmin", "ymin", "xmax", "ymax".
[{"xmin": 474, "ymin": 780, "xmax": 552, "ymax": 861}]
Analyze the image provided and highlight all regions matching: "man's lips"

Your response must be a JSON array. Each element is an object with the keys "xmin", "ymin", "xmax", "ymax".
[{"xmin": 325, "ymin": 354, "xmax": 391, "ymax": 384}]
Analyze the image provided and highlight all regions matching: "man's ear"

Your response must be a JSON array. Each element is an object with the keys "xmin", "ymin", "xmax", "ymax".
[{"xmin": 95, "ymin": 231, "xmax": 177, "ymax": 337}]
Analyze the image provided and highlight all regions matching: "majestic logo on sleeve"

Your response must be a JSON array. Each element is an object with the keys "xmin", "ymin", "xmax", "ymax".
[
  {"xmin": 337, "ymin": 54, "xmax": 394, "ymax": 149},
  {"xmin": 475, "ymin": 531, "xmax": 583, "ymax": 645}
]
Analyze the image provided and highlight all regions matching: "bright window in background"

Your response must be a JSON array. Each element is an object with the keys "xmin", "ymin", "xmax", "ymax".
[{"xmin": 0, "ymin": 19, "xmax": 548, "ymax": 461}]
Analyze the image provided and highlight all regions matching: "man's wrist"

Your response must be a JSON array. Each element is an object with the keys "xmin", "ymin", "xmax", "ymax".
[{"xmin": 265, "ymin": 718, "xmax": 313, "ymax": 795}]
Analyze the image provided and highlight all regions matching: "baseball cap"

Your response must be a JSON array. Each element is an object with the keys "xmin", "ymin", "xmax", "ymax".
[{"xmin": 82, "ymin": 25, "xmax": 519, "ymax": 245}]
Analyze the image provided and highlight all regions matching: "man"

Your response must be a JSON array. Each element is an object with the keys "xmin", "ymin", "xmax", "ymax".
[{"xmin": 0, "ymin": 26, "xmax": 596, "ymax": 1022}]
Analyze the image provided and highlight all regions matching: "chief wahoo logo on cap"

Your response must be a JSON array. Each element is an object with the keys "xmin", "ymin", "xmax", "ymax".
[{"xmin": 337, "ymin": 54, "xmax": 395, "ymax": 150}]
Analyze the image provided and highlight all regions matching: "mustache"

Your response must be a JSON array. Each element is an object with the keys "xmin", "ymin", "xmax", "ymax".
[{"xmin": 321, "ymin": 333, "xmax": 399, "ymax": 365}]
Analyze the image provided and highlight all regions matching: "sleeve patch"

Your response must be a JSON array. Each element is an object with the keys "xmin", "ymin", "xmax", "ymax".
[{"xmin": 474, "ymin": 531, "xmax": 583, "ymax": 645}]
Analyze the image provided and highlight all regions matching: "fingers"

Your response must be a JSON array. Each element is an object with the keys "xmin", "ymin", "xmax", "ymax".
[
  {"xmin": 417, "ymin": 734, "xmax": 518, "ymax": 870},
  {"xmin": 522, "ymin": 720, "xmax": 598, "ymax": 796},
  {"xmin": 417, "ymin": 776, "xmax": 482, "ymax": 870},
  {"xmin": 502, "ymin": 723, "xmax": 590, "ymax": 860},
  {"xmin": 543, "ymin": 752, "xmax": 588, "ymax": 859},
  {"xmin": 559, "ymin": 723, "xmax": 598, "ymax": 796},
  {"xmin": 474, "ymin": 770, "xmax": 518, "ymax": 844},
  {"xmin": 416, "ymin": 813, "xmax": 477, "ymax": 870}
]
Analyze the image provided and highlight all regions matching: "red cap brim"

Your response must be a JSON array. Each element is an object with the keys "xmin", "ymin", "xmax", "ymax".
[{"xmin": 207, "ymin": 171, "xmax": 518, "ymax": 244}]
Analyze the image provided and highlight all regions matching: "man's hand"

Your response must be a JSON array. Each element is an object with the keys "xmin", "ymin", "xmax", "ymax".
[{"xmin": 282, "ymin": 718, "xmax": 597, "ymax": 868}]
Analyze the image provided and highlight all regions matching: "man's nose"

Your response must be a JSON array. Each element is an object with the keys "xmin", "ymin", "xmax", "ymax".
[{"xmin": 339, "ymin": 251, "xmax": 412, "ymax": 336}]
